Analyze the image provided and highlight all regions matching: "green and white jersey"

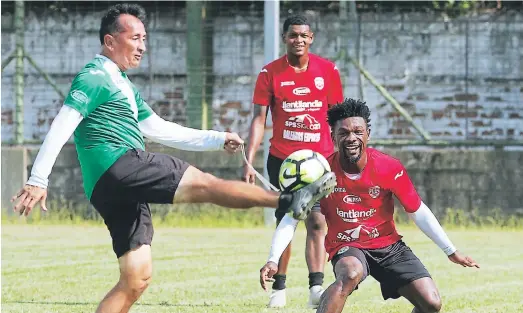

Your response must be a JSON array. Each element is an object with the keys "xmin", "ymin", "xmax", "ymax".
[{"xmin": 63, "ymin": 54, "xmax": 153, "ymax": 200}]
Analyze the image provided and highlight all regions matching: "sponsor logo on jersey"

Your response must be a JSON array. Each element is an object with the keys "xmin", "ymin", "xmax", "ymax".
[
  {"xmin": 368, "ymin": 186, "xmax": 380, "ymax": 199},
  {"xmin": 260, "ymin": 68, "xmax": 268, "ymax": 73},
  {"xmin": 282, "ymin": 100, "xmax": 323, "ymax": 112},
  {"xmin": 343, "ymin": 195, "xmax": 361, "ymax": 204},
  {"xmin": 314, "ymin": 77, "xmax": 324, "ymax": 90},
  {"xmin": 337, "ymin": 225, "xmax": 379, "ymax": 242},
  {"xmin": 284, "ymin": 114, "xmax": 320, "ymax": 131},
  {"xmin": 283, "ymin": 130, "xmax": 320, "ymax": 142},
  {"xmin": 394, "ymin": 170, "xmax": 404, "ymax": 180},
  {"xmin": 334, "ymin": 187, "xmax": 346, "ymax": 193},
  {"xmin": 337, "ymin": 208, "xmax": 376, "ymax": 222},
  {"xmin": 70, "ymin": 90, "xmax": 89, "ymax": 104},
  {"xmin": 281, "ymin": 81, "xmax": 295, "ymax": 86},
  {"xmin": 292, "ymin": 87, "xmax": 311, "ymax": 96}
]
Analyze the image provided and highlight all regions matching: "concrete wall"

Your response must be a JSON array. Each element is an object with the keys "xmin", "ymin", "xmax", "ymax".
[
  {"xmin": 2, "ymin": 145, "xmax": 522, "ymax": 217},
  {"xmin": 1, "ymin": 8, "xmax": 522, "ymax": 141},
  {"xmin": 1, "ymin": 5, "xmax": 522, "ymax": 217}
]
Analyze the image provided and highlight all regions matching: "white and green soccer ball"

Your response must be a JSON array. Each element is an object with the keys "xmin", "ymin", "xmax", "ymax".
[{"xmin": 278, "ymin": 149, "xmax": 331, "ymax": 192}]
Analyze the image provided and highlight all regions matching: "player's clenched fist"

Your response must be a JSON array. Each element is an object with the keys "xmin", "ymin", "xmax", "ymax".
[
  {"xmin": 259, "ymin": 261, "xmax": 278, "ymax": 292},
  {"xmin": 223, "ymin": 132, "xmax": 244, "ymax": 154}
]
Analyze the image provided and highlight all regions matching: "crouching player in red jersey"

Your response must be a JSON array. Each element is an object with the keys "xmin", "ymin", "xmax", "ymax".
[{"xmin": 259, "ymin": 98, "xmax": 479, "ymax": 313}]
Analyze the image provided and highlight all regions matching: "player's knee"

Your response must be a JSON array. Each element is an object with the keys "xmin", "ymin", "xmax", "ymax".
[
  {"xmin": 346, "ymin": 268, "xmax": 363, "ymax": 283},
  {"xmin": 421, "ymin": 294, "xmax": 442, "ymax": 313},
  {"xmin": 119, "ymin": 256, "xmax": 153, "ymax": 300},
  {"xmin": 336, "ymin": 269, "xmax": 362, "ymax": 297},
  {"xmin": 306, "ymin": 212, "xmax": 326, "ymax": 233},
  {"xmin": 122, "ymin": 271, "xmax": 152, "ymax": 300}
]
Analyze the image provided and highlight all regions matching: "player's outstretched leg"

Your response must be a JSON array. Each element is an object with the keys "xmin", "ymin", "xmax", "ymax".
[
  {"xmin": 398, "ymin": 278, "xmax": 442, "ymax": 313},
  {"xmin": 96, "ymin": 245, "xmax": 152, "ymax": 313},
  {"xmin": 172, "ymin": 166, "xmax": 336, "ymax": 213},
  {"xmin": 305, "ymin": 211, "xmax": 327, "ymax": 308},
  {"xmin": 316, "ymin": 256, "xmax": 365, "ymax": 313}
]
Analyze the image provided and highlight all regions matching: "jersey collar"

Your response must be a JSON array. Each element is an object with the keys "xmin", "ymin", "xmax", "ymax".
[{"xmin": 95, "ymin": 54, "xmax": 124, "ymax": 75}]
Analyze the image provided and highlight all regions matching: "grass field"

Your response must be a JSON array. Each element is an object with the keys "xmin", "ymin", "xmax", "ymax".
[{"xmin": 2, "ymin": 224, "xmax": 522, "ymax": 313}]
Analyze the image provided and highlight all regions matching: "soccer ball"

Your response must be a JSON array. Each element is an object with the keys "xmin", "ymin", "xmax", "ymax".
[{"xmin": 278, "ymin": 149, "xmax": 331, "ymax": 192}]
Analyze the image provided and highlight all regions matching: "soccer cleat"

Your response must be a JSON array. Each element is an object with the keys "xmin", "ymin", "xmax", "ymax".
[
  {"xmin": 287, "ymin": 172, "xmax": 337, "ymax": 220},
  {"xmin": 267, "ymin": 289, "xmax": 286, "ymax": 308},
  {"xmin": 308, "ymin": 285, "xmax": 325, "ymax": 309}
]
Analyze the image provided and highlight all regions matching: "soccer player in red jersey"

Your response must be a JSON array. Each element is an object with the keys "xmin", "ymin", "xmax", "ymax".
[
  {"xmin": 244, "ymin": 14, "xmax": 343, "ymax": 308},
  {"xmin": 259, "ymin": 99, "xmax": 479, "ymax": 313}
]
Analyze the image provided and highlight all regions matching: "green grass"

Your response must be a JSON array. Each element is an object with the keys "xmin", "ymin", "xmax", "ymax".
[
  {"xmin": 2, "ymin": 224, "xmax": 522, "ymax": 313},
  {"xmin": 4, "ymin": 203, "xmax": 523, "ymax": 230}
]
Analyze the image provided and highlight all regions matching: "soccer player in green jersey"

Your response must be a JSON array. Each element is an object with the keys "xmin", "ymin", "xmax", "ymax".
[{"xmin": 10, "ymin": 4, "xmax": 336, "ymax": 313}]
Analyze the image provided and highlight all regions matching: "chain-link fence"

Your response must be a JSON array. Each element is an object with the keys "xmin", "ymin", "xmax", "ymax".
[
  {"xmin": 1, "ymin": 1, "xmax": 523, "ymax": 216},
  {"xmin": 2, "ymin": 1, "xmax": 522, "ymax": 144}
]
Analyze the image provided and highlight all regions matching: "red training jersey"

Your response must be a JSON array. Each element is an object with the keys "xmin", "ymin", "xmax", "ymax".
[
  {"xmin": 320, "ymin": 148, "xmax": 422, "ymax": 260},
  {"xmin": 252, "ymin": 54, "xmax": 344, "ymax": 159}
]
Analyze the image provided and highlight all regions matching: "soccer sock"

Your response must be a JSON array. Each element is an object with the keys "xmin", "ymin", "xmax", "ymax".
[
  {"xmin": 308, "ymin": 272, "xmax": 324, "ymax": 289},
  {"xmin": 272, "ymin": 274, "xmax": 287, "ymax": 290}
]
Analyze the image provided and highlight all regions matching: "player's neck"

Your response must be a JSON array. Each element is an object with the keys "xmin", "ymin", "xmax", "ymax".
[
  {"xmin": 100, "ymin": 50, "xmax": 126, "ymax": 72},
  {"xmin": 339, "ymin": 152, "xmax": 368, "ymax": 174},
  {"xmin": 286, "ymin": 53, "xmax": 309, "ymax": 71}
]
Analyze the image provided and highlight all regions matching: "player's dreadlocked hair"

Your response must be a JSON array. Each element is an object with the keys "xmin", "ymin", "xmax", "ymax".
[
  {"xmin": 327, "ymin": 98, "xmax": 372, "ymax": 133},
  {"xmin": 282, "ymin": 14, "xmax": 310, "ymax": 33},
  {"xmin": 99, "ymin": 3, "xmax": 147, "ymax": 45}
]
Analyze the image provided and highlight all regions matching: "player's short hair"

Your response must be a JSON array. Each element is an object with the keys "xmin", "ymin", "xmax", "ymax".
[
  {"xmin": 327, "ymin": 98, "xmax": 372, "ymax": 132},
  {"xmin": 99, "ymin": 3, "xmax": 147, "ymax": 45},
  {"xmin": 282, "ymin": 14, "xmax": 310, "ymax": 33}
]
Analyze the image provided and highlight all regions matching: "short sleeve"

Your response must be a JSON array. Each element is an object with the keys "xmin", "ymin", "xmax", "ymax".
[
  {"xmin": 388, "ymin": 162, "xmax": 422, "ymax": 213},
  {"xmin": 63, "ymin": 68, "xmax": 109, "ymax": 117},
  {"xmin": 328, "ymin": 65, "xmax": 344, "ymax": 107},
  {"xmin": 252, "ymin": 68, "xmax": 272, "ymax": 106}
]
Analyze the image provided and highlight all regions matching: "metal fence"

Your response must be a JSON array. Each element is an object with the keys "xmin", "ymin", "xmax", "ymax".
[
  {"xmin": 1, "ymin": 1, "xmax": 522, "ymax": 145},
  {"xmin": 1, "ymin": 1, "xmax": 523, "ymax": 217}
]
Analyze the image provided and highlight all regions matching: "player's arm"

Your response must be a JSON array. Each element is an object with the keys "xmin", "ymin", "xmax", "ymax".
[
  {"xmin": 13, "ymin": 106, "xmax": 82, "ymax": 215},
  {"xmin": 391, "ymin": 164, "xmax": 479, "ymax": 268},
  {"xmin": 267, "ymin": 214, "xmax": 300, "ymax": 264},
  {"xmin": 132, "ymin": 86, "xmax": 243, "ymax": 153},
  {"xmin": 138, "ymin": 112, "xmax": 242, "ymax": 153},
  {"xmin": 245, "ymin": 104, "xmax": 267, "ymax": 160},
  {"xmin": 13, "ymin": 69, "xmax": 105, "ymax": 215},
  {"xmin": 245, "ymin": 68, "xmax": 271, "ymax": 183},
  {"xmin": 26, "ymin": 106, "xmax": 84, "ymax": 190},
  {"xmin": 260, "ymin": 214, "xmax": 300, "ymax": 291}
]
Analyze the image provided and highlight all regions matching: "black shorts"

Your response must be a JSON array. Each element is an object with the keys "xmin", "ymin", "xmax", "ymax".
[
  {"xmin": 267, "ymin": 153, "xmax": 320, "ymax": 221},
  {"xmin": 90, "ymin": 148, "xmax": 190, "ymax": 258},
  {"xmin": 331, "ymin": 241, "xmax": 431, "ymax": 300}
]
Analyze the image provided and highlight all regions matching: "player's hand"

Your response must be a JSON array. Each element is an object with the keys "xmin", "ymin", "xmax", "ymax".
[
  {"xmin": 223, "ymin": 132, "xmax": 244, "ymax": 154},
  {"xmin": 448, "ymin": 251, "xmax": 480, "ymax": 268},
  {"xmin": 259, "ymin": 261, "xmax": 278, "ymax": 292},
  {"xmin": 11, "ymin": 184, "xmax": 48, "ymax": 216},
  {"xmin": 243, "ymin": 164, "xmax": 256, "ymax": 184}
]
